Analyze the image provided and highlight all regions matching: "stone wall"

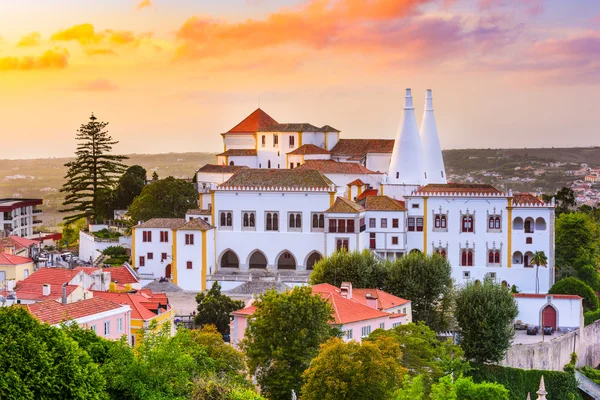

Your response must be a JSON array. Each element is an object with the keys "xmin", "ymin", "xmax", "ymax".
[{"xmin": 502, "ymin": 320, "xmax": 600, "ymax": 370}]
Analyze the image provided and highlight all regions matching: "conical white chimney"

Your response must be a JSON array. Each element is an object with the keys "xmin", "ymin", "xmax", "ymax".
[
  {"xmin": 420, "ymin": 89, "xmax": 447, "ymax": 184},
  {"xmin": 388, "ymin": 89, "xmax": 427, "ymax": 185}
]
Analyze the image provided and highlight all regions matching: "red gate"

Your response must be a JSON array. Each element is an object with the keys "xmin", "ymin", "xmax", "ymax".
[{"xmin": 542, "ymin": 305, "xmax": 557, "ymax": 330}]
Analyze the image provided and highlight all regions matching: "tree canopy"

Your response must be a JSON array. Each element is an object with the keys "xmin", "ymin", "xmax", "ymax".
[
  {"xmin": 241, "ymin": 286, "xmax": 337, "ymax": 400},
  {"xmin": 127, "ymin": 176, "xmax": 198, "ymax": 222},
  {"xmin": 384, "ymin": 252, "xmax": 454, "ymax": 332},
  {"xmin": 310, "ymin": 249, "xmax": 388, "ymax": 288},
  {"xmin": 549, "ymin": 277, "xmax": 599, "ymax": 311},
  {"xmin": 301, "ymin": 337, "xmax": 407, "ymax": 400},
  {"xmin": 195, "ymin": 282, "xmax": 245, "ymax": 335},
  {"xmin": 60, "ymin": 114, "xmax": 127, "ymax": 224},
  {"xmin": 454, "ymin": 279, "xmax": 518, "ymax": 364}
]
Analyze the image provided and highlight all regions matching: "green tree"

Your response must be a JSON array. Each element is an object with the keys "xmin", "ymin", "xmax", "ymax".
[
  {"xmin": 127, "ymin": 176, "xmax": 197, "ymax": 222},
  {"xmin": 555, "ymin": 212, "xmax": 600, "ymax": 287},
  {"xmin": 530, "ymin": 251, "xmax": 548, "ymax": 294},
  {"xmin": 394, "ymin": 375, "xmax": 509, "ymax": 400},
  {"xmin": 195, "ymin": 282, "xmax": 245, "ymax": 335},
  {"xmin": 0, "ymin": 306, "xmax": 107, "ymax": 400},
  {"xmin": 368, "ymin": 322, "xmax": 468, "ymax": 390},
  {"xmin": 543, "ymin": 187, "xmax": 575, "ymax": 216},
  {"xmin": 241, "ymin": 287, "xmax": 337, "ymax": 400},
  {"xmin": 112, "ymin": 165, "xmax": 147, "ymax": 210},
  {"xmin": 549, "ymin": 277, "xmax": 599, "ymax": 311},
  {"xmin": 455, "ymin": 279, "xmax": 518, "ymax": 364},
  {"xmin": 309, "ymin": 249, "xmax": 388, "ymax": 288},
  {"xmin": 301, "ymin": 337, "xmax": 407, "ymax": 400},
  {"xmin": 60, "ymin": 114, "xmax": 128, "ymax": 224},
  {"xmin": 59, "ymin": 217, "xmax": 88, "ymax": 247},
  {"xmin": 152, "ymin": 171, "xmax": 159, "ymax": 181},
  {"xmin": 394, "ymin": 375, "xmax": 425, "ymax": 400},
  {"xmin": 385, "ymin": 252, "xmax": 453, "ymax": 331}
]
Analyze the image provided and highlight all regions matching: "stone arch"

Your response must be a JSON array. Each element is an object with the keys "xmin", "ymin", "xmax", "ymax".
[
  {"xmin": 219, "ymin": 249, "xmax": 240, "ymax": 268},
  {"xmin": 276, "ymin": 250, "xmax": 297, "ymax": 270},
  {"xmin": 539, "ymin": 302, "xmax": 559, "ymax": 330},
  {"xmin": 513, "ymin": 217, "xmax": 524, "ymax": 230},
  {"xmin": 229, "ymin": 161, "xmax": 234, "ymax": 166},
  {"xmin": 535, "ymin": 217, "xmax": 547, "ymax": 230},
  {"xmin": 524, "ymin": 251, "xmax": 534, "ymax": 267},
  {"xmin": 165, "ymin": 264, "xmax": 172, "ymax": 279},
  {"xmin": 512, "ymin": 251, "xmax": 523, "ymax": 265},
  {"xmin": 248, "ymin": 250, "xmax": 268, "ymax": 269},
  {"xmin": 305, "ymin": 251, "xmax": 323, "ymax": 271},
  {"xmin": 524, "ymin": 217, "xmax": 535, "ymax": 233}
]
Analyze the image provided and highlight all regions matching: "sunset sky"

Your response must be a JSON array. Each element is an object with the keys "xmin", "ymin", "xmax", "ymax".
[{"xmin": 1, "ymin": 0, "xmax": 599, "ymax": 159}]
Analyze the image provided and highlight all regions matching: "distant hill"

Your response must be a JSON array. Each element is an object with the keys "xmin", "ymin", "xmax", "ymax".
[{"xmin": 2, "ymin": 147, "xmax": 597, "ymax": 228}]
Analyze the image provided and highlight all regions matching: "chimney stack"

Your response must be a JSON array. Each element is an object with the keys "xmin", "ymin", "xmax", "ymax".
[
  {"xmin": 61, "ymin": 283, "xmax": 67, "ymax": 304},
  {"xmin": 388, "ymin": 88, "xmax": 427, "ymax": 185},
  {"xmin": 420, "ymin": 89, "xmax": 447, "ymax": 184},
  {"xmin": 340, "ymin": 282, "xmax": 352, "ymax": 299},
  {"xmin": 365, "ymin": 293, "xmax": 378, "ymax": 310},
  {"xmin": 42, "ymin": 284, "xmax": 51, "ymax": 296}
]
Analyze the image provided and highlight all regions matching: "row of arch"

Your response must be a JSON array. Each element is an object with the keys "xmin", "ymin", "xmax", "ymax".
[
  {"xmin": 513, "ymin": 217, "xmax": 546, "ymax": 232},
  {"xmin": 220, "ymin": 249, "xmax": 323, "ymax": 270}
]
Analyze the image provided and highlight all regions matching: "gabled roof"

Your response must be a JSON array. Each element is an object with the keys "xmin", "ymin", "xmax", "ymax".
[
  {"xmin": 15, "ymin": 282, "xmax": 79, "ymax": 302},
  {"xmin": 311, "ymin": 284, "xmax": 391, "ymax": 324},
  {"xmin": 73, "ymin": 265, "xmax": 139, "ymax": 285},
  {"xmin": 7, "ymin": 236, "xmax": 38, "ymax": 248},
  {"xmin": 216, "ymin": 149, "xmax": 258, "ymax": 157},
  {"xmin": 178, "ymin": 218, "xmax": 214, "ymax": 231},
  {"xmin": 413, "ymin": 183, "xmax": 502, "ymax": 195},
  {"xmin": 321, "ymin": 125, "xmax": 340, "ymax": 133},
  {"xmin": 20, "ymin": 268, "xmax": 79, "ymax": 285},
  {"xmin": 287, "ymin": 144, "xmax": 331, "ymax": 155},
  {"xmin": 330, "ymin": 139, "xmax": 395, "ymax": 158},
  {"xmin": 224, "ymin": 108, "xmax": 278, "ymax": 134},
  {"xmin": 136, "ymin": 218, "xmax": 186, "ymax": 229},
  {"xmin": 351, "ymin": 288, "xmax": 410, "ymax": 309},
  {"xmin": 327, "ymin": 197, "xmax": 365, "ymax": 213},
  {"xmin": 357, "ymin": 196, "xmax": 406, "ymax": 211},
  {"xmin": 356, "ymin": 189, "xmax": 379, "ymax": 201},
  {"xmin": 513, "ymin": 193, "xmax": 545, "ymax": 206},
  {"xmin": 186, "ymin": 209, "xmax": 211, "ymax": 216},
  {"xmin": 0, "ymin": 253, "xmax": 32, "ymax": 265},
  {"xmin": 295, "ymin": 160, "xmax": 379, "ymax": 174},
  {"xmin": 92, "ymin": 290, "xmax": 170, "ymax": 321},
  {"xmin": 26, "ymin": 298, "xmax": 126, "ymax": 326},
  {"xmin": 347, "ymin": 179, "xmax": 365, "ymax": 186},
  {"xmin": 232, "ymin": 305, "xmax": 257, "ymax": 316},
  {"xmin": 197, "ymin": 164, "xmax": 248, "ymax": 174},
  {"xmin": 220, "ymin": 169, "xmax": 334, "ymax": 189},
  {"xmin": 259, "ymin": 123, "xmax": 323, "ymax": 132}
]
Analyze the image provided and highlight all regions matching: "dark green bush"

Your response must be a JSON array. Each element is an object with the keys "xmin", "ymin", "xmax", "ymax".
[
  {"xmin": 93, "ymin": 229, "xmax": 122, "ymax": 240},
  {"xmin": 549, "ymin": 277, "xmax": 599, "ymax": 311},
  {"xmin": 584, "ymin": 309, "xmax": 600, "ymax": 326},
  {"xmin": 102, "ymin": 246, "xmax": 127, "ymax": 257},
  {"xmin": 467, "ymin": 364, "xmax": 582, "ymax": 400}
]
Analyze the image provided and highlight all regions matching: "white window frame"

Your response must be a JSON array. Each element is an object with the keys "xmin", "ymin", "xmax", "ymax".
[
  {"xmin": 265, "ymin": 211, "xmax": 279, "ymax": 232},
  {"xmin": 242, "ymin": 211, "xmax": 256, "ymax": 231},
  {"xmin": 117, "ymin": 317, "xmax": 123, "ymax": 332},
  {"xmin": 288, "ymin": 212, "xmax": 302, "ymax": 232},
  {"xmin": 361, "ymin": 325, "xmax": 372, "ymax": 338},
  {"xmin": 104, "ymin": 321, "xmax": 110, "ymax": 336}
]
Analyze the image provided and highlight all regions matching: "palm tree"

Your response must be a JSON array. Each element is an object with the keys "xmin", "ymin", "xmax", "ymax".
[{"xmin": 530, "ymin": 251, "xmax": 548, "ymax": 294}]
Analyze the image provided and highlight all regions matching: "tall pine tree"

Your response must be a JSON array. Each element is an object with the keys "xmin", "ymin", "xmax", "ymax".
[{"xmin": 60, "ymin": 114, "xmax": 128, "ymax": 224}]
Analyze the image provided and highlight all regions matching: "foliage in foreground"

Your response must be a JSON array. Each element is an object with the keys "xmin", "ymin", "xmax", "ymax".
[
  {"xmin": 195, "ymin": 282, "xmax": 244, "ymax": 335},
  {"xmin": 467, "ymin": 364, "xmax": 582, "ymax": 400},
  {"xmin": 310, "ymin": 249, "xmax": 389, "ymax": 288},
  {"xmin": 241, "ymin": 286, "xmax": 338, "ymax": 400},
  {"xmin": 549, "ymin": 277, "xmax": 599, "ymax": 312},
  {"xmin": 301, "ymin": 337, "xmax": 407, "ymax": 400},
  {"xmin": 455, "ymin": 279, "xmax": 518, "ymax": 364},
  {"xmin": 395, "ymin": 374, "xmax": 509, "ymax": 400},
  {"xmin": 584, "ymin": 308, "xmax": 600, "ymax": 325}
]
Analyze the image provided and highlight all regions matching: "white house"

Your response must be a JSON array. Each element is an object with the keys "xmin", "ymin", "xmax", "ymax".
[{"xmin": 513, "ymin": 293, "xmax": 583, "ymax": 332}]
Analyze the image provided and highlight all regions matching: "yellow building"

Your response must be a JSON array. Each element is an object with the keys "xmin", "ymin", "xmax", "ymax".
[{"xmin": 0, "ymin": 253, "xmax": 34, "ymax": 290}]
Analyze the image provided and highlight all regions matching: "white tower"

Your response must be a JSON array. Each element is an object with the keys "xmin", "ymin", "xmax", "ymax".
[
  {"xmin": 420, "ymin": 89, "xmax": 447, "ymax": 184},
  {"xmin": 388, "ymin": 88, "xmax": 427, "ymax": 185}
]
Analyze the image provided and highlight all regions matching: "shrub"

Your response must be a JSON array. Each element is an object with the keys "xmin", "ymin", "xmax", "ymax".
[
  {"xmin": 549, "ymin": 277, "xmax": 599, "ymax": 311},
  {"xmin": 468, "ymin": 364, "xmax": 582, "ymax": 400},
  {"xmin": 584, "ymin": 309, "xmax": 600, "ymax": 325},
  {"xmin": 103, "ymin": 246, "xmax": 127, "ymax": 257},
  {"xmin": 93, "ymin": 229, "xmax": 122, "ymax": 240}
]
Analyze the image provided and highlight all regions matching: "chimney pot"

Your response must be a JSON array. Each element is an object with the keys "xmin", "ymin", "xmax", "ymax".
[{"xmin": 42, "ymin": 283, "xmax": 51, "ymax": 296}]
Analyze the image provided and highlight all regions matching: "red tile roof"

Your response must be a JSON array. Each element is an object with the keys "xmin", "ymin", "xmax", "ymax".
[
  {"xmin": 232, "ymin": 305, "xmax": 256, "ymax": 316},
  {"xmin": 221, "ymin": 169, "xmax": 334, "ymax": 189},
  {"xmin": 312, "ymin": 284, "xmax": 390, "ymax": 324},
  {"xmin": 414, "ymin": 183, "xmax": 503, "ymax": 195},
  {"xmin": 105, "ymin": 266, "xmax": 138, "ymax": 285},
  {"xmin": 351, "ymin": 288, "xmax": 410, "ymax": 309},
  {"xmin": 513, "ymin": 193, "xmax": 545, "ymax": 206},
  {"xmin": 7, "ymin": 236, "xmax": 39, "ymax": 248},
  {"xmin": 92, "ymin": 291, "xmax": 169, "ymax": 320},
  {"xmin": 0, "ymin": 253, "xmax": 32, "ymax": 265},
  {"xmin": 327, "ymin": 197, "xmax": 365, "ymax": 213},
  {"xmin": 197, "ymin": 164, "xmax": 248, "ymax": 174},
  {"xmin": 513, "ymin": 293, "xmax": 582, "ymax": 300},
  {"xmin": 295, "ymin": 160, "xmax": 379, "ymax": 174},
  {"xmin": 15, "ymin": 282, "xmax": 79, "ymax": 302},
  {"xmin": 21, "ymin": 268, "xmax": 79, "ymax": 285},
  {"xmin": 26, "ymin": 297, "xmax": 125, "ymax": 325},
  {"xmin": 330, "ymin": 139, "xmax": 395, "ymax": 158},
  {"xmin": 347, "ymin": 179, "xmax": 365, "ymax": 186},
  {"xmin": 225, "ymin": 108, "xmax": 278, "ymax": 134},
  {"xmin": 216, "ymin": 149, "xmax": 258, "ymax": 157},
  {"xmin": 287, "ymin": 144, "xmax": 331, "ymax": 155},
  {"xmin": 356, "ymin": 189, "xmax": 379, "ymax": 201},
  {"xmin": 357, "ymin": 196, "xmax": 406, "ymax": 211}
]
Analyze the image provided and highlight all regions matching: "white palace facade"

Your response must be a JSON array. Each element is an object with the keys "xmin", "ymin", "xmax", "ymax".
[{"xmin": 131, "ymin": 89, "xmax": 555, "ymax": 294}]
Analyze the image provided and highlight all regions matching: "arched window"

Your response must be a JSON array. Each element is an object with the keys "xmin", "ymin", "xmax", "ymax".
[
  {"xmin": 273, "ymin": 213, "xmax": 279, "ymax": 230},
  {"xmin": 495, "ymin": 216, "xmax": 501, "ymax": 229},
  {"xmin": 289, "ymin": 214, "xmax": 295, "ymax": 228},
  {"xmin": 266, "ymin": 213, "xmax": 272, "ymax": 231},
  {"xmin": 220, "ymin": 212, "xmax": 226, "ymax": 226},
  {"xmin": 268, "ymin": 160, "xmax": 271, "ymax": 169},
  {"xmin": 440, "ymin": 249, "xmax": 447, "ymax": 259},
  {"xmin": 462, "ymin": 251, "xmax": 467, "ymax": 266},
  {"xmin": 435, "ymin": 215, "xmax": 441, "ymax": 228},
  {"xmin": 467, "ymin": 251, "xmax": 473, "ymax": 266},
  {"xmin": 319, "ymin": 214, "xmax": 324, "ymax": 228},
  {"xmin": 312, "ymin": 214, "xmax": 318, "ymax": 228},
  {"xmin": 226, "ymin": 212, "xmax": 232, "ymax": 226},
  {"xmin": 249, "ymin": 213, "xmax": 255, "ymax": 227},
  {"xmin": 524, "ymin": 218, "xmax": 534, "ymax": 233},
  {"xmin": 462, "ymin": 215, "xmax": 474, "ymax": 233},
  {"xmin": 296, "ymin": 214, "xmax": 302, "ymax": 228},
  {"xmin": 489, "ymin": 251, "xmax": 494, "ymax": 264},
  {"xmin": 229, "ymin": 161, "xmax": 234, "ymax": 166},
  {"xmin": 488, "ymin": 217, "xmax": 494, "ymax": 230},
  {"xmin": 441, "ymin": 215, "xmax": 447, "ymax": 228},
  {"xmin": 495, "ymin": 251, "xmax": 500, "ymax": 264},
  {"xmin": 244, "ymin": 213, "xmax": 249, "ymax": 227}
]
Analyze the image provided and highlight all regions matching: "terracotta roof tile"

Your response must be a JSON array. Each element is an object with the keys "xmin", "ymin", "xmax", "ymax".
[
  {"xmin": 225, "ymin": 108, "xmax": 278, "ymax": 134},
  {"xmin": 135, "ymin": 218, "xmax": 186, "ymax": 229},
  {"xmin": 216, "ymin": 149, "xmax": 258, "ymax": 157},
  {"xmin": 259, "ymin": 123, "xmax": 323, "ymax": 132},
  {"xmin": 26, "ymin": 298, "xmax": 125, "ymax": 326},
  {"xmin": 0, "ymin": 253, "xmax": 32, "ymax": 265},
  {"xmin": 351, "ymin": 288, "xmax": 410, "ymax": 309},
  {"xmin": 221, "ymin": 169, "xmax": 334, "ymax": 189},
  {"xmin": 331, "ymin": 139, "xmax": 395, "ymax": 158},
  {"xmin": 92, "ymin": 291, "xmax": 168, "ymax": 320},
  {"xmin": 186, "ymin": 209, "xmax": 211, "ymax": 216},
  {"xmin": 197, "ymin": 164, "xmax": 248, "ymax": 173},
  {"xmin": 311, "ymin": 284, "xmax": 391, "ymax": 324},
  {"xmin": 347, "ymin": 179, "xmax": 365, "ymax": 186},
  {"xmin": 321, "ymin": 125, "xmax": 340, "ymax": 133},
  {"xmin": 357, "ymin": 196, "xmax": 406, "ymax": 211},
  {"xmin": 287, "ymin": 144, "xmax": 331, "ymax": 155},
  {"xmin": 295, "ymin": 160, "xmax": 379, "ymax": 174},
  {"xmin": 414, "ymin": 183, "xmax": 502, "ymax": 195},
  {"xmin": 513, "ymin": 293, "xmax": 581, "ymax": 300},
  {"xmin": 513, "ymin": 193, "xmax": 544, "ymax": 206},
  {"xmin": 21, "ymin": 268, "xmax": 79, "ymax": 284},
  {"xmin": 15, "ymin": 282, "xmax": 79, "ymax": 302},
  {"xmin": 327, "ymin": 197, "xmax": 365, "ymax": 213},
  {"xmin": 178, "ymin": 218, "xmax": 214, "ymax": 231},
  {"xmin": 104, "ymin": 266, "xmax": 139, "ymax": 285},
  {"xmin": 232, "ymin": 305, "xmax": 256, "ymax": 316},
  {"xmin": 356, "ymin": 189, "xmax": 379, "ymax": 201}
]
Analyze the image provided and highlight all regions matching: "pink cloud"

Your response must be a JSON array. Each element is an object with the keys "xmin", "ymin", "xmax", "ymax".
[
  {"xmin": 478, "ymin": 0, "xmax": 543, "ymax": 16},
  {"xmin": 72, "ymin": 79, "xmax": 119, "ymax": 91}
]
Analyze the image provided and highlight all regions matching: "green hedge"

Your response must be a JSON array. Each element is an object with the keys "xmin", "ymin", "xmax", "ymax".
[
  {"xmin": 549, "ymin": 277, "xmax": 599, "ymax": 312},
  {"xmin": 584, "ymin": 309, "xmax": 600, "ymax": 326},
  {"xmin": 467, "ymin": 364, "xmax": 582, "ymax": 400}
]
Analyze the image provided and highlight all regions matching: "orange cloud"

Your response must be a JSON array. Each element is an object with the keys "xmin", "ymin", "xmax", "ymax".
[
  {"xmin": 85, "ymin": 48, "xmax": 117, "ymax": 56},
  {"xmin": 71, "ymin": 79, "xmax": 118, "ymax": 91},
  {"xmin": 0, "ymin": 48, "xmax": 69, "ymax": 71},
  {"xmin": 51, "ymin": 23, "xmax": 103, "ymax": 45},
  {"xmin": 17, "ymin": 32, "xmax": 42, "ymax": 47},
  {"xmin": 107, "ymin": 30, "xmax": 137, "ymax": 45},
  {"xmin": 136, "ymin": 0, "xmax": 152, "ymax": 10}
]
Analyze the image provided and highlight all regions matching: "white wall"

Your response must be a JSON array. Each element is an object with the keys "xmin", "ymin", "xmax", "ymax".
[
  {"xmin": 79, "ymin": 231, "xmax": 121, "ymax": 263},
  {"xmin": 515, "ymin": 296, "xmax": 582, "ymax": 330},
  {"xmin": 366, "ymin": 153, "xmax": 392, "ymax": 174},
  {"xmin": 134, "ymin": 227, "xmax": 173, "ymax": 279},
  {"xmin": 223, "ymin": 134, "xmax": 255, "ymax": 149}
]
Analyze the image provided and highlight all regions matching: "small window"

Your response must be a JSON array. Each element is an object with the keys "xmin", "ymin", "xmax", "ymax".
[
  {"xmin": 104, "ymin": 321, "xmax": 110, "ymax": 336},
  {"xmin": 392, "ymin": 236, "xmax": 399, "ymax": 245},
  {"xmin": 345, "ymin": 329, "xmax": 353, "ymax": 340},
  {"xmin": 408, "ymin": 217, "xmax": 415, "ymax": 232},
  {"xmin": 526, "ymin": 237, "xmax": 532, "ymax": 244},
  {"xmin": 336, "ymin": 238, "xmax": 349, "ymax": 251},
  {"xmin": 185, "ymin": 234, "xmax": 194, "ymax": 245},
  {"xmin": 147, "ymin": 252, "xmax": 153, "ymax": 260},
  {"xmin": 117, "ymin": 318, "xmax": 123, "ymax": 332},
  {"xmin": 266, "ymin": 212, "xmax": 279, "ymax": 231},
  {"xmin": 463, "ymin": 271, "xmax": 470, "ymax": 279},
  {"xmin": 273, "ymin": 134, "xmax": 278, "ymax": 146},
  {"xmin": 261, "ymin": 135, "xmax": 266, "ymax": 147},
  {"xmin": 361, "ymin": 325, "xmax": 372, "ymax": 337},
  {"xmin": 187, "ymin": 261, "xmax": 193, "ymax": 269},
  {"xmin": 90, "ymin": 325, "xmax": 96, "ymax": 333},
  {"xmin": 139, "ymin": 256, "xmax": 145, "ymax": 267},
  {"xmin": 160, "ymin": 231, "xmax": 169, "ymax": 242},
  {"xmin": 347, "ymin": 219, "xmax": 355, "ymax": 233},
  {"xmin": 392, "ymin": 219, "xmax": 399, "ymax": 228},
  {"xmin": 142, "ymin": 231, "xmax": 152, "ymax": 242},
  {"xmin": 379, "ymin": 322, "xmax": 385, "ymax": 329},
  {"xmin": 161, "ymin": 253, "xmax": 167, "ymax": 261},
  {"xmin": 289, "ymin": 135, "xmax": 295, "ymax": 147},
  {"xmin": 461, "ymin": 215, "xmax": 474, "ymax": 233},
  {"xmin": 412, "ymin": 204, "xmax": 419, "ymax": 209},
  {"xmin": 416, "ymin": 218, "xmax": 423, "ymax": 232},
  {"xmin": 393, "ymin": 322, "xmax": 402, "ymax": 328},
  {"xmin": 369, "ymin": 218, "xmax": 376, "ymax": 228},
  {"xmin": 220, "ymin": 211, "xmax": 233, "ymax": 228},
  {"xmin": 381, "ymin": 219, "xmax": 387, "ymax": 228}
]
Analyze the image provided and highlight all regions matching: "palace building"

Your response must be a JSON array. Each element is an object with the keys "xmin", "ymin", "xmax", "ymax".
[{"xmin": 131, "ymin": 89, "xmax": 555, "ymax": 294}]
